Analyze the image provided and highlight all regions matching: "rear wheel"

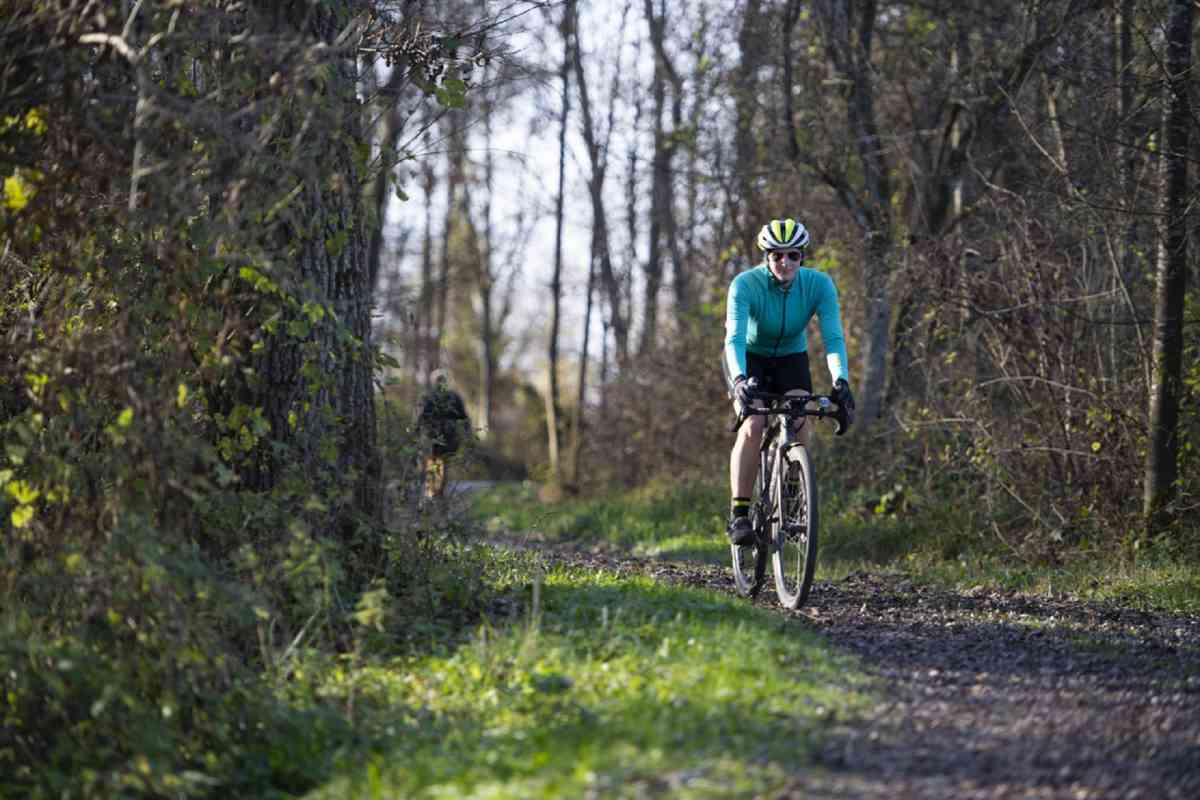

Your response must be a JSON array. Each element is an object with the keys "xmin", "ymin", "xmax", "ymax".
[{"xmin": 771, "ymin": 444, "xmax": 818, "ymax": 609}]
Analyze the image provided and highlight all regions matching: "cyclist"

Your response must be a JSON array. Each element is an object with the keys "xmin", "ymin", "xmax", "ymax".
[
  {"xmin": 722, "ymin": 218, "xmax": 855, "ymax": 545},
  {"xmin": 416, "ymin": 368, "xmax": 471, "ymax": 499}
]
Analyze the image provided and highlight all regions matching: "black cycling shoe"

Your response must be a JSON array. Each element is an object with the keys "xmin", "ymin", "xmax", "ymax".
[{"xmin": 727, "ymin": 515, "xmax": 754, "ymax": 546}]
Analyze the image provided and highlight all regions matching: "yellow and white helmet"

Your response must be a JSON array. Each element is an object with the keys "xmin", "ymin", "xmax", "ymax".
[{"xmin": 756, "ymin": 218, "xmax": 810, "ymax": 251}]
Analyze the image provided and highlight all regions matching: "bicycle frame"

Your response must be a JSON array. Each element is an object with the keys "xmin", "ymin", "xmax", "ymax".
[
  {"xmin": 729, "ymin": 389, "xmax": 844, "ymax": 604},
  {"xmin": 748, "ymin": 395, "xmax": 822, "ymax": 544}
]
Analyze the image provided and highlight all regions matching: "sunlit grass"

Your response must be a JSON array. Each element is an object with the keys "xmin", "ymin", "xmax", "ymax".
[
  {"xmin": 304, "ymin": 566, "xmax": 871, "ymax": 799},
  {"xmin": 474, "ymin": 481, "xmax": 1200, "ymax": 615},
  {"xmin": 472, "ymin": 480, "xmax": 731, "ymax": 564}
]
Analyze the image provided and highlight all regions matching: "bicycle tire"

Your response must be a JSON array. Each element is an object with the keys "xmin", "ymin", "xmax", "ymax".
[
  {"xmin": 771, "ymin": 444, "xmax": 818, "ymax": 609},
  {"xmin": 731, "ymin": 468, "xmax": 769, "ymax": 598}
]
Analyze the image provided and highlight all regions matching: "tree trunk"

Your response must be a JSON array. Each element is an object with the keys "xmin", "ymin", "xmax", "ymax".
[
  {"xmin": 734, "ymin": 0, "xmax": 766, "ymax": 258},
  {"xmin": 418, "ymin": 159, "xmax": 436, "ymax": 378},
  {"xmin": 623, "ymin": 92, "xmax": 643, "ymax": 362},
  {"xmin": 1115, "ymin": 0, "xmax": 1151, "ymax": 392},
  {"xmin": 478, "ymin": 91, "xmax": 496, "ymax": 441},
  {"xmin": 643, "ymin": 0, "xmax": 689, "ymax": 317},
  {"xmin": 248, "ymin": 1, "xmax": 378, "ymax": 523},
  {"xmin": 1143, "ymin": 0, "xmax": 1192, "ymax": 533},
  {"xmin": 638, "ymin": 16, "xmax": 665, "ymax": 355},
  {"xmin": 435, "ymin": 124, "xmax": 466, "ymax": 374},
  {"xmin": 365, "ymin": 80, "xmax": 402, "ymax": 295},
  {"xmin": 571, "ymin": 231, "xmax": 596, "ymax": 486},
  {"xmin": 545, "ymin": 0, "xmax": 573, "ymax": 487},
  {"xmin": 814, "ymin": 0, "xmax": 893, "ymax": 427},
  {"xmin": 364, "ymin": 5, "xmax": 427, "ymax": 295},
  {"xmin": 572, "ymin": 3, "xmax": 628, "ymax": 367}
]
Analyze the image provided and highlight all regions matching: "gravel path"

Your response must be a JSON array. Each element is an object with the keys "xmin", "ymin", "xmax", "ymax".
[{"xmin": 522, "ymin": 544, "xmax": 1200, "ymax": 799}]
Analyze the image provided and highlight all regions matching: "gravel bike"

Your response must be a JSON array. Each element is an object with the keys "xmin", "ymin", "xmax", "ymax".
[{"xmin": 729, "ymin": 382, "xmax": 848, "ymax": 608}]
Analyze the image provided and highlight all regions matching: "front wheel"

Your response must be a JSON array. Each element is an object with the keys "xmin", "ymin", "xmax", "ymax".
[
  {"xmin": 771, "ymin": 444, "xmax": 818, "ymax": 609},
  {"xmin": 731, "ymin": 472, "xmax": 769, "ymax": 597}
]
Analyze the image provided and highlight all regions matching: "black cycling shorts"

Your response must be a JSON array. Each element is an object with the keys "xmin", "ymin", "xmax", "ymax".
[{"xmin": 723, "ymin": 351, "xmax": 813, "ymax": 396}]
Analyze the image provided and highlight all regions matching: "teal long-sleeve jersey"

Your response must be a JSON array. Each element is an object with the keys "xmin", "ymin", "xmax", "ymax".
[{"xmin": 723, "ymin": 264, "xmax": 850, "ymax": 385}]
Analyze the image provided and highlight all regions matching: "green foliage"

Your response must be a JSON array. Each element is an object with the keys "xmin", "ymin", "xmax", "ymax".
[
  {"xmin": 0, "ymin": 3, "xmax": 494, "ymax": 798},
  {"xmin": 305, "ymin": 566, "xmax": 871, "ymax": 798},
  {"xmin": 434, "ymin": 78, "xmax": 469, "ymax": 109}
]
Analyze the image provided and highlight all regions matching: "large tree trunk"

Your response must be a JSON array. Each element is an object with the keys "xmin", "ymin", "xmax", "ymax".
[
  {"xmin": 248, "ymin": 2, "xmax": 378, "ymax": 522},
  {"xmin": 1143, "ymin": 0, "xmax": 1192, "ymax": 533}
]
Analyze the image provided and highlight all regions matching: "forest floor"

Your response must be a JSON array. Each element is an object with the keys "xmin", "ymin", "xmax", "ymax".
[{"xmin": 511, "ymin": 537, "xmax": 1200, "ymax": 800}]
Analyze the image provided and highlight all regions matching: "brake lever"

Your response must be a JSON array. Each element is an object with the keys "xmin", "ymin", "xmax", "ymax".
[{"xmin": 833, "ymin": 402, "xmax": 850, "ymax": 436}]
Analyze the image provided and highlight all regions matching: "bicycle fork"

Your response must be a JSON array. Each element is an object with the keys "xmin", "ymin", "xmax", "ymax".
[
  {"xmin": 756, "ymin": 434, "xmax": 781, "ymax": 550},
  {"xmin": 760, "ymin": 418, "xmax": 806, "ymax": 550}
]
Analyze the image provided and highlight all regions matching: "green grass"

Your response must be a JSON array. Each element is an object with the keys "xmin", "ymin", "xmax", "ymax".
[
  {"xmin": 906, "ymin": 545, "xmax": 1200, "ymax": 613},
  {"xmin": 473, "ymin": 481, "xmax": 1200, "ymax": 615},
  {"xmin": 303, "ymin": 565, "xmax": 871, "ymax": 799},
  {"xmin": 471, "ymin": 480, "xmax": 732, "ymax": 564}
]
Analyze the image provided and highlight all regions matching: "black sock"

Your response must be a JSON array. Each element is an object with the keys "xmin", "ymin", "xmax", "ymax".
[{"xmin": 730, "ymin": 497, "xmax": 750, "ymax": 518}]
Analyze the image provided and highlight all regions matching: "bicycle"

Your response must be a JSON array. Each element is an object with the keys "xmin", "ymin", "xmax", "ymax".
[{"xmin": 729, "ymin": 381, "xmax": 848, "ymax": 609}]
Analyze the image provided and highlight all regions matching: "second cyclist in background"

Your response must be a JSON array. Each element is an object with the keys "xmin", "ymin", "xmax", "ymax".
[
  {"xmin": 416, "ymin": 368, "xmax": 472, "ymax": 500},
  {"xmin": 722, "ymin": 218, "xmax": 856, "ymax": 545}
]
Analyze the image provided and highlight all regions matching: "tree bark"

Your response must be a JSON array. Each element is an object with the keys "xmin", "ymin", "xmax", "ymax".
[
  {"xmin": 813, "ymin": 0, "xmax": 893, "ymax": 427},
  {"xmin": 477, "ymin": 70, "xmax": 497, "ymax": 441},
  {"xmin": 248, "ymin": 1, "xmax": 378, "ymax": 523},
  {"xmin": 1143, "ymin": 0, "xmax": 1192, "ymax": 533},
  {"xmin": 643, "ymin": 0, "xmax": 689, "ymax": 317},
  {"xmin": 571, "ymin": 226, "xmax": 596, "ymax": 486},
  {"xmin": 638, "ymin": 0, "xmax": 666, "ymax": 354},
  {"xmin": 417, "ymin": 158, "xmax": 436, "ymax": 377},
  {"xmin": 572, "ymin": 2, "xmax": 628, "ymax": 367},
  {"xmin": 545, "ymin": 0, "xmax": 573, "ymax": 487},
  {"xmin": 733, "ymin": 0, "xmax": 766, "ymax": 259},
  {"xmin": 435, "ymin": 123, "xmax": 467, "ymax": 375}
]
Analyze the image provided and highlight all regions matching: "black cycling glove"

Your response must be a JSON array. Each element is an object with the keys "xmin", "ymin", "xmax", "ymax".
[
  {"xmin": 832, "ymin": 378, "xmax": 855, "ymax": 434},
  {"xmin": 733, "ymin": 375, "xmax": 756, "ymax": 408}
]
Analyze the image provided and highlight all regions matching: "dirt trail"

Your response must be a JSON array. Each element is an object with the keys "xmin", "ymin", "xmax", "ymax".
[{"xmin": 529, "ymin": 544, "xmax": 1200, "ymax": 799}]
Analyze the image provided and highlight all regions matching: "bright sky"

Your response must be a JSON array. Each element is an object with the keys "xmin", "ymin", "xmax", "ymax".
[{"xmin": 380, "ymin": 0, "xmax": 656, "ymax": 378}]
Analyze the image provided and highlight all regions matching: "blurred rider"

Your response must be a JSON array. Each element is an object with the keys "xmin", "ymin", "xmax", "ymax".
[{"xmin": 417, "ymin": 368, "xmax": 471, "ymax": 499}]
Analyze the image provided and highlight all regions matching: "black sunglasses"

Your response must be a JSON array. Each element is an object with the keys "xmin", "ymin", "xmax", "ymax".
[{"xmin": 767, "ymin": 250, "xmax": 805, "ymax": 263}]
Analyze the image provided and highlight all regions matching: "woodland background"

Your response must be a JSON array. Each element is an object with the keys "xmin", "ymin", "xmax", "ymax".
[{"xmin": 1, "ymin": 0, "xmax": 1196, "ymax": 796}]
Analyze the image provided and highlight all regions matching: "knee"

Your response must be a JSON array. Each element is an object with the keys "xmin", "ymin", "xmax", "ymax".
[{"xmin": 736, "ymin": 415, "xmax": 765, "ymax": 445}]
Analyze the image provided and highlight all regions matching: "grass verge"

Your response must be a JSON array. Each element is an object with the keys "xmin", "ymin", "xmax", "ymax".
[
  {"xmin": 473, "ymin": 481, "xmax": 1200, "ymax": 615},
  {"xmin": 303, "ymin": 561, "xmax": 871, "ymax": 799},
  {"xmin": 471, "ymin": 480, "xmax": 732, "ymax": 564}
]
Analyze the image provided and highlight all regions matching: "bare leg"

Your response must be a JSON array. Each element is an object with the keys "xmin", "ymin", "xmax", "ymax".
[
  {"xmin": 424, "ymin": 455, "xmax": 446, "ymax": 498},
  {"xmin": 730, "ymin": 413, "xmax": 766, "ymax": 498}
]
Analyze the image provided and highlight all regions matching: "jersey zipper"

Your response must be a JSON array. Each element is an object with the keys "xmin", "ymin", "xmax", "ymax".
[{"xmin": 772, "ymin": 281, "xmax": 790, "ymax": 356}]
